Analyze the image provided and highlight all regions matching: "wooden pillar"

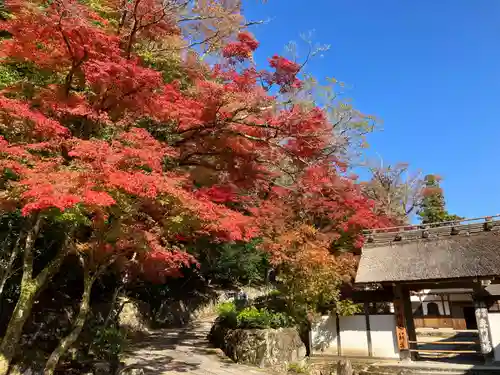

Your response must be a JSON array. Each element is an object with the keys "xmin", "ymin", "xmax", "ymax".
[
  {"xmin": 394, "ymin": 284, "xmax": 418, "ymax": 361},
  {"xmin": 473, "ymin": 284, "xmax": 494, "ymax": 363},
  {"xmin": 364, "ymin": 302, "xmax": 373, "ymax": 357},
  {"xmin": 336, "ymin": 313, "xmax": 341, "ymax": 356}
]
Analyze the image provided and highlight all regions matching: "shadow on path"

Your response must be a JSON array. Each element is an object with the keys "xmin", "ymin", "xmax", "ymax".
[{"xmin": 121, "ymin": 319, "xmax": 272, "ymax": 375}]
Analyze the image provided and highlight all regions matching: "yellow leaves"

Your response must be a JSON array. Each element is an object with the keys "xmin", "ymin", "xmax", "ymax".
[
  {"xmin": 170, "ymin": 215, "xmax": 183, "ymax": 223},
  {"xmin": 300, "ymin": 224, "xmax": 317, "ymax": 236}
]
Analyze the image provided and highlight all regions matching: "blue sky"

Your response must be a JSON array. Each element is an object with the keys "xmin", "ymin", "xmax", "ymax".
[{"xmin": 242, "ymin": 0, "xmax": 500, "ymax": 219}]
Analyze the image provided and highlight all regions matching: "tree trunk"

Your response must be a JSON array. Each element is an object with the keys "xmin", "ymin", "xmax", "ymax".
[
  {"xmin": 0, "ymin": 217, "xmax": 70, "ymax": 375},
  {"xmin": 0, "ymin": 216, "xmax": 42, "ymax": 375},
  {"xmin": 43, "ymin": 272, "xmax": 96, "ymax": 375},
  {"xmin": 87, "ymin": 284, "xmax": 123, "ymax": 357},
  {"xmin": 103, "ymin": 285, "xmax": 123, "ymax": 329},
  {"xmin": 0, "ymin": 279, "xmax": 38, "ymax": 375},
  {"xmin": 0, "ymin": 236, "xmax": 22, "ymax": 298}
]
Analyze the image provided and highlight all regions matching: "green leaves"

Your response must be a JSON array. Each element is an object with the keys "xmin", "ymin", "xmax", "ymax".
[
  {"xmin": 335, "ymin": 300, "xmax": 362, "ymax": 317},
  {"xmin": 216, "ymin": 301, "xmax": 294, "ymax": 329},
  {"xmin": 236, "ymin": 306, "xmax": 292, "ymax": 329},
  {"xmin": 417, "ymin": 174, "xmax": 462, "ymax": 224},
  {"xmin": 0, "ymin": 64, "xmax": 21, "ymax": 90},
  {"xmin": 52, "ymin": 206, "xmax": 92, "ymax": 226},
  {"xmin": 190, "ymin": 238, "xmax": 268, "ymax": 286}
]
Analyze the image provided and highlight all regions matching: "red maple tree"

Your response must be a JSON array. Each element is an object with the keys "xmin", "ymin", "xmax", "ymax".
[{"xmin": 0, "ymin": 0, "xmax": 391, "ymax": 373}]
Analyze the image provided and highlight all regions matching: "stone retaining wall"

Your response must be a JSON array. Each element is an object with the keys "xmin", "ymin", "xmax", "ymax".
[{"xmin": 209, "ymin": 321, "xmax": 306, "ymax": 370}]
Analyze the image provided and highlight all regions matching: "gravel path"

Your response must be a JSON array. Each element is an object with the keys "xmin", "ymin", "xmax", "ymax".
[{"xmin": 121, "ymin": 318, "xmax": 275, "ymax": 375}]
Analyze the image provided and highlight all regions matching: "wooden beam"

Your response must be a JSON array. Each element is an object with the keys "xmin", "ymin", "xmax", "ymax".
[
  {"xmin": 409, "ymin": 349, "xmax": 479, "ymax": 354},
  {"xmin": 408, "ymin": 341, "xmax": 479, "ymax": 345}
]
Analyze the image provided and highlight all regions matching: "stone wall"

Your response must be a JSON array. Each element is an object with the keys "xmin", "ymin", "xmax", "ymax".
[
  {"xmin": 154, "ymin": 286, "xmax": 273, "ymax": 327},
  {"xmin": 209, "ymin": 322, "xmax": 306, "ymax": 370},
  {"xmin": 117, "ymin": 297, "xmax": 152, "ymax": 337}
]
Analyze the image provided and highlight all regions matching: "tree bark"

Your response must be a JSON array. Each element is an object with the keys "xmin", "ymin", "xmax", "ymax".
[
  {"xmin": 0, "ymin": 235, "xmax": 21, "ymax": 298},
  {"xmin": 0, "ymin": 217, "xmax": 70, "ymax": 375},
  {"xmin": 0, "ymin": 216, "xmax": 41, "ymax": 375},
  {"xmin": 43, "ymin": 272, "xmax": 96, "ymax": 375},
  {"xmin": 0, "ymin": 280, "xmax": 38, "ymax": 375}
]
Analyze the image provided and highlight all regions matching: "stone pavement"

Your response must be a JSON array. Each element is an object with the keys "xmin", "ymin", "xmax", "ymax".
[{"xmin": 121, "ymin": 318, "xmax": 275, "ymax": 375}]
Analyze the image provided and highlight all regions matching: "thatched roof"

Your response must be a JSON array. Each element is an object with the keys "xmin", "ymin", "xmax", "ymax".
[{"xmin": 355, "ymin": 216, "xmax": 500, "ymax": 284}]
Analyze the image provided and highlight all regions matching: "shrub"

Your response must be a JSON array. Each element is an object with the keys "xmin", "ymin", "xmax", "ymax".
[
  {"xmin": 90, "ymin": 325, "xmax": 127, "ymax": 362},
  {"xmin": 216, "ymin": 300, "xmax": 294, "ymax": 329},
  {"xmin": 217, "ymin": 301, "xmax": 237, "ymax": 316},
  {"xmin": 216, "ymin": 301, "xmax": 238, "ymax": 327},
  {"xmin": 288, "ymin": 362, "xmax": 310, "ymax": 374},
  {"xmin": 236, "ymin": 306, "xmax": 293, "ymax": 329}
]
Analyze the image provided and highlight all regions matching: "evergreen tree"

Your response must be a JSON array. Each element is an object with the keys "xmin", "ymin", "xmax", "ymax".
[{"xmin": 417, "ymin": 175, "xmax": 462, "ymax": 224}]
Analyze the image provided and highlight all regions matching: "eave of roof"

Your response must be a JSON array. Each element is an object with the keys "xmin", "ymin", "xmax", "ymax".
[{"xmin": 355, "ymin": 216, "xmax": 500, "ymax": 284}]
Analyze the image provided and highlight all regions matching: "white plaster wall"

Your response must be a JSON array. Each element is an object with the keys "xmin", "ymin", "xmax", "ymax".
[
  {"xmin": 488, "ymin": 313, "xmax": 500, "ymax": 361},
  {"xmin": 339, "ymin": 316, "xmax": 369, "ymax": 356},
  {"xmin": 310, "ymin": 315, "xmax": 338, "ymax": 355},
  {"xmin": 369, "ymin": 315, "xmax": 400, "ymax": 358},
  {"xmin": 443, "ymin": 300, "xmax": 450, "ymax": 315}
]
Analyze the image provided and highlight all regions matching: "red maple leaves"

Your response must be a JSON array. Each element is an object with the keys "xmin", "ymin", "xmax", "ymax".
[
  {"xmin": 223, "ymin": 31, "xmax": 259, "ymax": 61},
  {"xmin": 0, "ymin": 0, "xmax": 390, "ymax": 283}
]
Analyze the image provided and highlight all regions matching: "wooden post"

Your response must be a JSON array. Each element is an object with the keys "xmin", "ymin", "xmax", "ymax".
[
  {"xmin": 336, "ymin": 313, "xmax": 341, "ymax": 356},
  {"xmin": 402, "ymin": 286, "xmax": 418, "ymax": 360},
  {"xmin": 394, "ymin": 284, "xmax": 418, "ymax": 361},
  {"xmin": 473, "ymin": 284, "xmax": 494, "ymax": 363},
  {"xmin": 364, "ymin": 302, "xmax": 373, "ymax": 357}
]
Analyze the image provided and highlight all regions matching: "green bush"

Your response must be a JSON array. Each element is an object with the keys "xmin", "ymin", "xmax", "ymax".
[
  {"xmin": 216, "ymin": 301, "xmax": 238, "ymax": 327},
  {"xmin": 90, "ymin": 325, "xmax": 127, "ymax": 361},
  {"xmin": 216, "ymin": 301, "xmax": 294, "ymax": 329},
  {"xmin": 237, "ymin": 306, "xmax": 293, "ymax": 329},
  {"xmin": 216, "ymin": 301, "xmax": 235, "ymax": 315},
  {"xmin": 288, "ymin": 362, "xmax": 310, "ymax": 374}
]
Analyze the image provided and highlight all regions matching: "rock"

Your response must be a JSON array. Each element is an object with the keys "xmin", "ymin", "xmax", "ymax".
[
  {"xmin": 118, "ymin": 297, "xmax": 151, "ymax": 337},
  {"xmin": 337, "ymin": 359, "xmax": 353, "ymax": 375},
  {"xmin": 209, "ymin": 323, "xmax": 306, "ymax": 369},
  {"xmin": 92, "ymin": 361, "xmax": 111, "ymax": 375}
]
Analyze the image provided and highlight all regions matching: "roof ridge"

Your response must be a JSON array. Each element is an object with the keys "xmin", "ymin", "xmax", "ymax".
[{"xmin": 363, "ymin": 215, "xmax": 500, "ymax": 247}]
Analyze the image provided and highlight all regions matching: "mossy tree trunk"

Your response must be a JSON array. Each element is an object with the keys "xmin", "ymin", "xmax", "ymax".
[
  {"xmin": 0, "ymin": 235, "xmax": 22, "ymax": 298},
  {"xmin": 43, "ymin": 270, "xmax": 96, "ymax": 375},
  {"xmin": 44, "ymin": 254, "xmax": 116, "ymax": 374},
  {"xmin": 0, "ymin": 216, "xmax": 70, "ymax": 375}
]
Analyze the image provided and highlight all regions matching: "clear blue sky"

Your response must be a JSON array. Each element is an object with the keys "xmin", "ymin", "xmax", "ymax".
[{"xmin": 243, "ymin": 0, "xmax": 500, "ymax": 219}]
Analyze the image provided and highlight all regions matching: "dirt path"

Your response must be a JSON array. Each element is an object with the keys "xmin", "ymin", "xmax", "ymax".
[{"xmin": 121, "ymin": 318, "xmax": 274, "ymax": 375}]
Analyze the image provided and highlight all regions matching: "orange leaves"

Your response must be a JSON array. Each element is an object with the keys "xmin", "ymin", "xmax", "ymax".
[
  {"xmin": 254, "ymin": 163, "xmax": 391, "ymax": 287},
  {"xmin": 422, "ymin": 186, "xmax": 443, "ymax": 197}
]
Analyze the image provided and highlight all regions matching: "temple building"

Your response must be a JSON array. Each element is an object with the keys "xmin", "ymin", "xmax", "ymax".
[{"xmin": 310, "ymin": 216, "xmax": 500, "ymax": 363}]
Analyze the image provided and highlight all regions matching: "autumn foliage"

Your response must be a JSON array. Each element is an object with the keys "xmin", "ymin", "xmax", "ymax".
[{"xmin": 0, "ymin": 0, "xmax": 392, "ymax": 372}]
